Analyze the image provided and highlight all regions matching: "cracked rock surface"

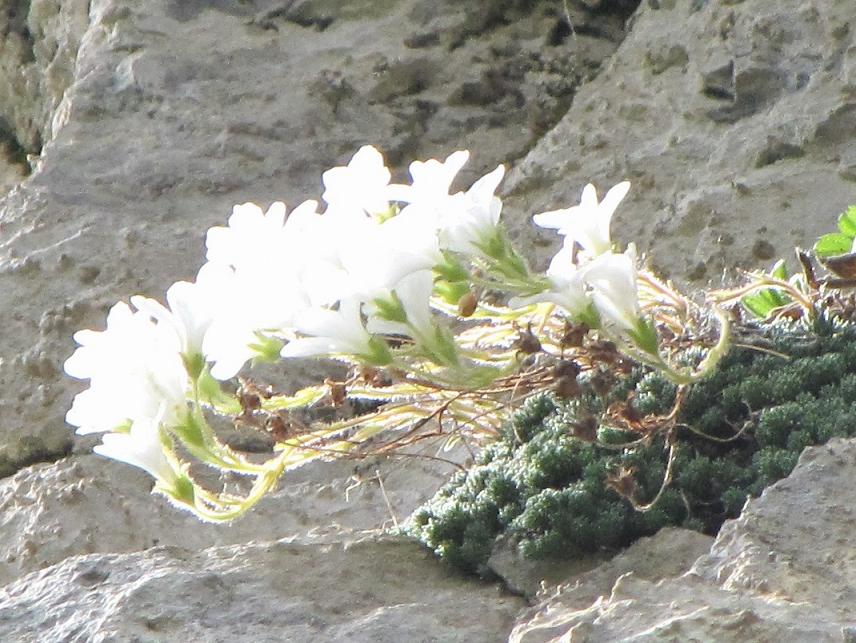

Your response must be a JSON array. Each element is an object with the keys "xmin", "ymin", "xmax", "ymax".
[
  {"xmin": 1, "ymin": 0, "xmax": 856, "ymax": 640},
  {"xmin": 0, "ymin": 0, "xmax": 629, "ymax": 476},
  {"xmin": 505, "ymin": 0, "xmax": 856, "ymax": 284},
  {"xmin": 511, "ymin": 439, "xmax": 856, "ymax": 642},
  {"xmin": 0, "ymin": 535, "xmax": 524, "ymax": 642}
]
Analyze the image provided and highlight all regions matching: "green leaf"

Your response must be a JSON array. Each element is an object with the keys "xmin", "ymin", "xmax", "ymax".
[
  {"xmin": 742, "ymin": 259, "xmax": 792, "ymax": 318},
  {"xmin": 837, "ymin": 205, "xmax": 856, "ymax": 237},
  {"xmin": 742, "ymin": 288, "xmax": 789, "ymax": 319},
  {"xmin": 814, "ymin": 232, "xmax": 852, "ymax": 258},
  {"xmin": 770, "ymin": 259, "xmax": 787, "ymax": 280}
]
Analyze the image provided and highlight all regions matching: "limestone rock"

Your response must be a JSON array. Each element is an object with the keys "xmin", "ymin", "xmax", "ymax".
[
  {"xmin": 511, "ymin": 439, "xmax": 856, "ymax": 642},
  {"xmin": 0, "ymin": 535, "xmax": 525, "ymax": 642},
  {"xmin": 492, "ymin": 526, "xmax": 711, "ymax": 602},
  {"xmin": 0, "ymin": 0, "xmax": 630, "ymax": 477},
  {"xmin": 505, "ymin": 0, "xmax": 856, "ymax": 284},
  {"xmin": 0, "ymin": 449, "xmax": 461, "ymax": 587},
  {"xmin": 1, "ymin": 0, "xmax": 856, "ymax": 639}
]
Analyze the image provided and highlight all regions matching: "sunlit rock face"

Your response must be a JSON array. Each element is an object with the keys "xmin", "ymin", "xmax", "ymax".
[
  {"xmin": 506, "ymin": 0, "xmax": 856, "ymax": 285},
  {"xmin": 0, "ymin": 0, "xmax": 630, "ymax": 475},
  {"xmin": 1, "ymin": 0, "xmax": 855, "ymax": 640}
]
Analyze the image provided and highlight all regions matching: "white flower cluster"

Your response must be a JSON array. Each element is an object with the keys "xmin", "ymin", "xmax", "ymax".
[
  {"xmin": 63, "ymin": 145, "xmax": 648, "ymax": 500},
  {"xmin": 522, "ymin": 181, "xmax": 656, "ymax": 351}
]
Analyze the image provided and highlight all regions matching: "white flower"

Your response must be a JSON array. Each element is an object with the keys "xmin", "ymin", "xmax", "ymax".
[
  {"xmin": 206, "ymin": 201, "xmax": 288, "ymax": 272},
  {"xmin": 292, "ymin": 199, "xmax": 441, "ymax": 310},
  {"xmin": 281, "ymin": 298, "xmax": 389, "ymax": 364},
  {"xmin": 366, "ymin": 269, "xmax": 435, "ymax": 339},
  {"xmin": 509, "ymin": 245, "xmax": 590, "ymax": 317},
  {"xmin": 388, "ymin": 150, "xmax": 470, "ymax": 207},
  {"xmin": 437, "ymin": 164, "xmax": 505, "ymax": 255},
  {"xmin": 337, "ymin": 209, "xmax": 442, "ymax": 300},
  {"xmin": 94, "ymin": 410, "xmax": 179, "ymax": 486},
  {"xmin": 533, "ymin": 181, "xmax": 630, "ymax": 258},
  {"xmin": 202, "ymin": 199, "xmax": 328, "ymax": 378},
  {"xmin": 65, "ymin": 302, "xmax": 188, "ymax": 435},
  {"xmin": 322, "ymin": 145, "xmax": 393, "ymax": 215},
  {"xmin": 581, "ymin": 249, "xmax": 641, "ymax": 334},
  {"xmin": 130, "ymin": 262, "xmax": 233, "ymax": 362},
  {"xmin": 199, "ymin": 268, "xmax": 310, "ymax": 380}
]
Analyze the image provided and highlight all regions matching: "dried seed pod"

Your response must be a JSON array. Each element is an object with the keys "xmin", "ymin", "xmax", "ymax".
[
  {"xmin": 588, "ymin": 368, "xmax": 615, "ymax": 396},
  {"xmin": 358, "ymin": 366, "xmax": 392, "ymax": 387},
  {"xmin": 605, "ymin": 466, "xmax": 637, "ymax": 500},
  {"xmin": 568, "ymin": 412, "xmax": 598, "ymax": 441},
  {"xmin": 553, "ymin": 360, "xmax": 582, "ymax": 400},
  {"xmin": 457, "ymin": 291, "xmax": 478, "ymax": 317},
  {"xmin": 552, "ymin": 359, "xmax": 581, "ymax": 380},
  {"xmin": 587, "ymin": 339, "xmax": 620, "ymax": 364},
  {"xmin": 266, "ymin": 414, "xmax": 292, "ymax": 442},
  {"xmin": 554, "ymin": 375, "xmax": 581, "ymax": 400},
  {"xmin": 325, "ymin": 378, "xmax": 348, "ymax": 407},
  {"xmin": 513, "ymin": 322, "xmax": 542, "ymax": 355},
  {"xmin": 560, "ymin": 321, "xmax": 590, "ymax": 348},
  {"xmin": 237, "ymin": 376, "xmax": 267, "ymax": 414}
]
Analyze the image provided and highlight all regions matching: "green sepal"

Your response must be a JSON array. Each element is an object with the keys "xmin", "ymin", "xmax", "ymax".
[
  {"xmin": 358, "ymin": 336, "xmax": 395, "ymax": 366},
  {"xmin": 814, "ymin": 232, "xmax": 852, "ymax": 258},
  {"xmin": 171, "ymin": 413, "xmax": 206, "ymax": 450},
  {"xmin": 435, "ymin": 280, "xmax": 471, "ymax": 306},
  {"xmin": 475, "ymin": 228, "xmax": 531, "ymax": 282},
  {"xmin": 111, "ymin": 419, "xmax": 133, "ymax": 434},
  {"xmin": 197, "ymin": 367, "xmax": 241, "ymax": 414},
  {"xmin": 249, "ymin": 332, "xmax": 285, "ymax": 364},
  {"xmin": 434, "ymin": 252, "xmax": 470, "ymax": 283},
  {"xmin": 162, "ymin": 475, "xmax": 195, "ymax": 506},
  {"xmin": 427, "ymin": 325, "xmax": 460, "ymax": 368},
  {"xmin": 372, "ymin": 293, "xmax": 408, "ymax": 323},
  {"xmin": 373, "ymin": 203, "xmax": 399, "ymax": 224},
  {"xmin": 182, "ymin": 351, "xmax": 206, "ymax": 382},
  {"xmin": 575, "ymin": 303, "xmax": 601, "ymax": 330},
  {"xmin": 628, "ymin": 317, "xmax": 659, "ymax": 356}
]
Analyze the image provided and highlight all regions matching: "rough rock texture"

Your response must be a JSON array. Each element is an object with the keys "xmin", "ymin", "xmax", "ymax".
[
  {"xmin": 505, "ymin": 0, "xmax": 856, "ymax": 283},
  {"xmin": 511, "ymin": 438, "xmax": 856, "ymax": 642},
  {"xmin": 0, "ymin": 0, "xmax": 631, "ymax": 476},
  {"xmin": 0, "ymin": 0, "xmax": 855, "ymax": 640},
  {"xmin": 0, "ymin": 535, "xmax": 524, "ymax": 642},
  {"xmin": 0, "ymin": 2, "xmax": 634, "ymax": 638},
  {"xmin": 491, "ymin": 526, "xmax": 712, "ymax": 600},
  {"xmin": 0, "ymin": 0, "xmax": 90, "ymax": 193},
  {"xmin": 0, "ymin": 450, "xmax": 461, "ymax": 587}
]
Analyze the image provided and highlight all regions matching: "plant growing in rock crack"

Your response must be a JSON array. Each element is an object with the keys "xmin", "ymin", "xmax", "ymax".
[
  {"xmin": 407, "ymin": 205, "xmax": 856, "ymax": 574},
  {"xmin": 60, "ymin": 142, "xmax": 854, "ymax": 573}
]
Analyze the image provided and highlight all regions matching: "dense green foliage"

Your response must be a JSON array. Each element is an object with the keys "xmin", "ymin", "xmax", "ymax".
[{"xmin": 407, "ymin": 317, "xmax": 856, "ymax": 575}]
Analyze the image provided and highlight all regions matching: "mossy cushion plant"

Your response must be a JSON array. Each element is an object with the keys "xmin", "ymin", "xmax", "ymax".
[{"xmin": 406, "ymin": 312, "xmax": 856, "ymax": 576}]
